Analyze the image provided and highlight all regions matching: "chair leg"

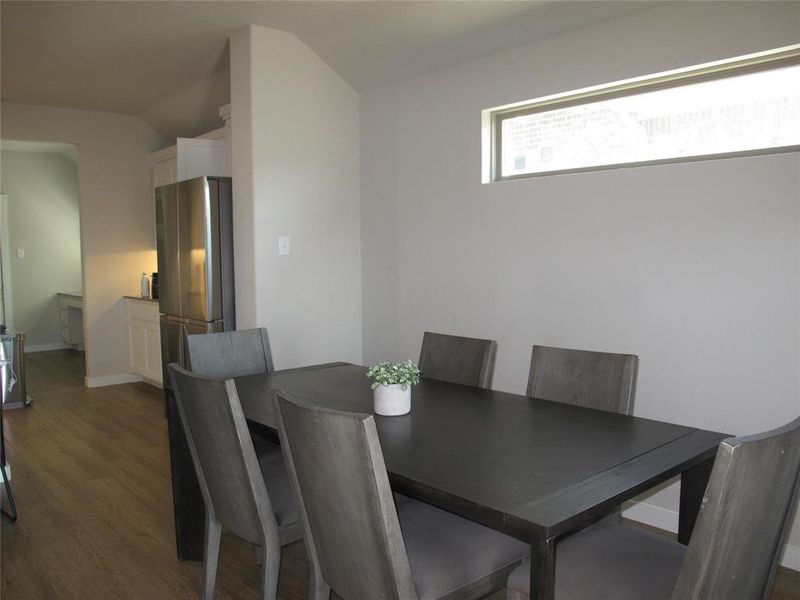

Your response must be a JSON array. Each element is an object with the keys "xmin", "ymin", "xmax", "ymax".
[
  {"xmin": 1, "ymin": 462, "xmax": 17, "ymax": 522},
  {"xmin": 308, "ymin": 560, "xmax": 332, "ymax": 600},
  {"xmin": 203, "ymin": 514, "xmax": 222, "ymax": 600},
  {"xmin": 258, "ymin": 542, "xmax": 281, "ymax": 600}
]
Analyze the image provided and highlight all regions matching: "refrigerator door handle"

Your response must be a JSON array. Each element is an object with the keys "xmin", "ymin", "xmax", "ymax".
[
  {"xmin": 161, "ymin": 314, "xmax": 223, "ymax": 329},
  {"xmin": 205, "ymin": 178, "xmax": 223, "ymax": 323}
]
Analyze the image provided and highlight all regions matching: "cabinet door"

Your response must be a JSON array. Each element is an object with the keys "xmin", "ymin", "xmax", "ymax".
[
  {"xmin": 129, "ymin": 322, "xmax": 147, "ymax": 374},
  {"xmin": 154, "ymin": 157, "xmax": 178, "ymax": 188},
  {"xmin": 176, "ymin": 138, "xmax": 228, "ymax": 180},
  {"xmin": 66, "ymin": 307, "xmax": 84, "ymax": 345},
  {"xmin": 144, "ymin": 321, "xmax": 162, "ymax": 384}
]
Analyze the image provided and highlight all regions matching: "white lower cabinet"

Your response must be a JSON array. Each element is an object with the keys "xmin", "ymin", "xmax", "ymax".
[
  {"xmin": 58, "ymin": 293, "xmax": 84, "ymax": 349},
  {"xmin": 126, "ymin": 298, "xmax": 162, "ymax": 386}
]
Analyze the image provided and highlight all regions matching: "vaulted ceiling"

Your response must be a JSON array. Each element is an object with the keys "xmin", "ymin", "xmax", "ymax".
[{"xmin": 1, "ymin": 1, "xmax": 662, "ymax": 138}]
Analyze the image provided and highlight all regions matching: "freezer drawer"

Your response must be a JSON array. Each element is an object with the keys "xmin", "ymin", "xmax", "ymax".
[{"xmin": 159, "ymin": 316, "xmax": 223, "ymax": 391}]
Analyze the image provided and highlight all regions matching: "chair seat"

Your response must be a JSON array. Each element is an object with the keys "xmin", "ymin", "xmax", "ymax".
[
  {"xmin": 396, "ymin": 495, "xmax": 529, "ymax": 600},
  {"xmin": 257, "ymin": 450, "xmax": 302, "ymax": 544},
  {"xmin": 251, "ymin": 433, "xmax": 282, "ymax": 458},
  {"xmin": 507, "ymin": 519, "xmax": 686, "ymax": 600}
]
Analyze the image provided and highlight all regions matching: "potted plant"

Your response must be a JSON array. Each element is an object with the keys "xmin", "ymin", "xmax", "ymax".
[{"xmin": 366, "ymin": 360, "xmax": 421, "ymax": 416}]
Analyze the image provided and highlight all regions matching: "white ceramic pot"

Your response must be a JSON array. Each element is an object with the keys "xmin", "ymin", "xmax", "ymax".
[{"xmin": 373, "ymin": 384, "xmax": 411, "ymax": 416}]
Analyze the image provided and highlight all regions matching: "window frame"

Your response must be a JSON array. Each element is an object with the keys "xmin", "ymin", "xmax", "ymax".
[{"xmin": 485, "ymin": 44, "xmax": 800, "ymax": 182}]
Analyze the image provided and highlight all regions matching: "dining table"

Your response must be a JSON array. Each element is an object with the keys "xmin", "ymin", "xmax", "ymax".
[{"xmin": 225, "ymin": 361, "xmax": 729, "ymax": 600}]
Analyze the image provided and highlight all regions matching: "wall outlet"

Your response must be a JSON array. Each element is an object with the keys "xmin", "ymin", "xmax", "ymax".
[{"xmin": 278, "ymin": 236, "xmax": 290, "ymax": 256}]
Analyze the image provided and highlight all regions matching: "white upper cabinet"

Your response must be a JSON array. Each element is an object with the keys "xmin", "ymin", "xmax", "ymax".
[
  {"xmin": 176, "ymin": 137, "xmax": 228, "ymax": 181},
  {"xmin": 151, "ymin": 120, "xmax": 230, "ymax": 189},
  {"xmin": 153, "ymin": 151, "xmax": 178, "ymax": 188}
]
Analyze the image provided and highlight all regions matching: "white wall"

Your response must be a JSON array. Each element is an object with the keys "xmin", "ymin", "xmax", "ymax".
[
  {"xmin": 1, "ymin": 102, "xmax": 165, "ymax": 386},
  {"xmin": 0, "ymin": 150, "xmax": 82, "ymax": 349},
  {"xmin": 360, "ymin": 2, "xmax": 800, "ymax": 566},
  {"xmin": 229, "ymin": 25, "xmax": 362, "ymax": 368}
]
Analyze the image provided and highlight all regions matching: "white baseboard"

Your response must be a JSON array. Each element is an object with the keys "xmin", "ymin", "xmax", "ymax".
[
  {"xmin": 781, "ymin": 542, "xmax": 800, "ymax": 572},
  {"xmin": 622, "ymin": 500, "xmax": 799, "ymax": 571},
  {"xmin": 84, "ymin": 373, "xmax": 142, "ymax": 388},
  {"xmin": 24, "ymin": 342, "xmax": 72, "ymax": 353},
  {"xmin": 622, "ymin": 500, "xmax": 678, "ymax": 532},
  {"xmin": 141, "ymin": 376, "xmax": 163, "ymax": 389}
]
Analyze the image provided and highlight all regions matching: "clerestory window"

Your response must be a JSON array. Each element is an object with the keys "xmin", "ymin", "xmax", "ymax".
[{"xmin": 482, "ymin": 45, "xmax": 800, "ymax": 182}]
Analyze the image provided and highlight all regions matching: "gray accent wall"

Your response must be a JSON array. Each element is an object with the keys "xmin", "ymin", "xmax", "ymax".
[{"xmin": 360, "ymin": 1, "xmax": 800, "ymax": 565}]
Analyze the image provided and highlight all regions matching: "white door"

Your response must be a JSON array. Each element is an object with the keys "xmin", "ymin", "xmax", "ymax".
[{"xmin": 0, "ymin": 194, "xmax": 12, "ymax": 328}]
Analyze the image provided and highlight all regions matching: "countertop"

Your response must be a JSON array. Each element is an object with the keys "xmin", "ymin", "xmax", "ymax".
[{"xmin": 124, "ymin": 296, "xmax": 159, "ymax": 303}]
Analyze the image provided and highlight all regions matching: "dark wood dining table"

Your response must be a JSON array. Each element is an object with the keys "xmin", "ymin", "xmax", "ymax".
[{"xmin": 230, "ymin": 362, "xmax": 728, "ymax": 600}]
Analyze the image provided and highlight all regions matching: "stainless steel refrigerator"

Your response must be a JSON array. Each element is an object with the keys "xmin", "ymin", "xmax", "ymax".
[
  {"xmin": 155, "ymin": 176, "xmax": 235, "ymax": 390},
  {"xmin": 157, "ymin": 176, "xmax": 235, "ymax": 559}
]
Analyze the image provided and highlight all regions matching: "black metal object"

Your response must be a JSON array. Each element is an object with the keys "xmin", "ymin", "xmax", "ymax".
[
  {"xmin": 165, "ymin": 388, "xmax": 204, "ymax": 560},
  {"xmin": 1, "ymin": 374, "xmax": 18, "ymax": 521},
  {"xmin": 678, "ymin": 455, "xmax": 716, "ymax": 544}
]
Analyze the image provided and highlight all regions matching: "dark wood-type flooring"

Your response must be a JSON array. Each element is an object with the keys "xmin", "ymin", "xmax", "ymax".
[{"xmin": 1, "ymin": 350, "xmax": 798, "ymax": 599}]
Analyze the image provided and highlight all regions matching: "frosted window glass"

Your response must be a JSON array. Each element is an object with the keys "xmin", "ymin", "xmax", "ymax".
[{"xmin": 499, "ymin": 64, "xmax": 800, "ymax": 177}]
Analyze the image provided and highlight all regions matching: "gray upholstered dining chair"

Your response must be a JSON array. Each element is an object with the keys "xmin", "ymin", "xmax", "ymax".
[
  {"xmin": 526, "ymin": 345, "xmax": 638, "ymax": 414},
  {"xmin": 187, "ymin": 327, "xmax": 281, "ymax": 458},
  {"xmin": 186, "ymin": 327, "xmax": 274, "ymax": 380},
  {"xmin": 506, "ymin": 415, "xmax": 800, "ymax": 600},
  {"xmin": 527, "ymin": 346, "xmax": 639, "ymax": 531},
  {"xmin": 274, "ymin": 392, "xmax": 529, "ymax": 600},
  {"xmin": 418, "ymin": 331, "xmax": 498, "ymax": 389},
  {"xmin": 168, "ymin": 364, "xmax": 302, "ymax": 600}
]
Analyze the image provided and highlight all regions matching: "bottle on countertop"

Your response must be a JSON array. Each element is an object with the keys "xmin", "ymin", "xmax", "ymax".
[{"xmin": 140, "ymin": 273, "xmax": 150, "ymax": 299}]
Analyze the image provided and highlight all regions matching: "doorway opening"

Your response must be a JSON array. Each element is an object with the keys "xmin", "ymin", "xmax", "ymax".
[{"xmin": 0, "ymin": 140, "xmax": 85, "ymax": 400}]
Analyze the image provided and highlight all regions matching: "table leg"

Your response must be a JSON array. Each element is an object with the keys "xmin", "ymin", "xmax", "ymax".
[
  {"xmin": 530, "ymin": 537, "xmax": 556, "ymax": 600},
  {"xmin": 166, "ymin": 390, "xmax": 205, "ymax": 561},
  {"xmin": 678, "ymin": 456, "xmax": 715, "ymax": 544}
]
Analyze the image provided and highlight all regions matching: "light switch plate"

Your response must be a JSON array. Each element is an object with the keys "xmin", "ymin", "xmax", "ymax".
[
  {"xmin": 278, "ymin": 236, "xmax": 290, "ymax": 256},
  {"xmin": 16, "ymin": 248, "xmax": 24, "ymax": 259}
]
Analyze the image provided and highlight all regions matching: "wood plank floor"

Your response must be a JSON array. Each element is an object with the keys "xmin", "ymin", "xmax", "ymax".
[{"xmin": 1, "ymin": 350, "xmax": 798, "ymax": 599}]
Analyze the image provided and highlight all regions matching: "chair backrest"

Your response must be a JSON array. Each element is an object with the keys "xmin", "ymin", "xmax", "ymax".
[
  {"xmin": 168, "ymin": 364, "xmax": 278, "ymax": 548},
  {"xmin": 274, "ymin": 393, "xmax": 417, "ymax": 600},
  {"xmin": 187, "ymin": 327, "xmax": 274, "ymax": 380},
  {"xmin": 418, "ymin": 331, "xmax": 497, "ymax": 389},
  {"xmin": 526, "ymin": 345, "xmax": 638, "ymax": 414},
  {"xmin": 671, "ymin": 416, "xmax": 800, "ymax": 600}
]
